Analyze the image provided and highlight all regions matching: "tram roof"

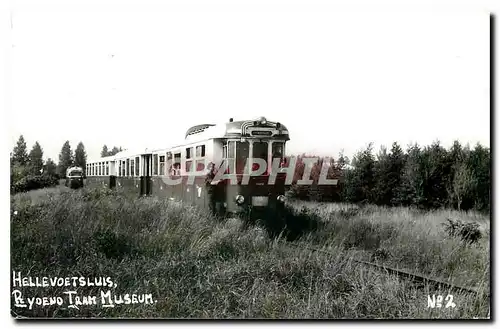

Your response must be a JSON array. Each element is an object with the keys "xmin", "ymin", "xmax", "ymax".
[
  {"xmin": 88, "ymin": 117, "xmax": 290, "ymax": 162},
  {"xmin": 183, "ymin": 117, "xmax": 290, "ymax": 142}
]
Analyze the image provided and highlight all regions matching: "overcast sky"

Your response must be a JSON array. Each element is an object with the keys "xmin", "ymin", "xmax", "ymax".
[{"xmin": 6, "ymin": 7, "xmax": 490, "ymax": 162}]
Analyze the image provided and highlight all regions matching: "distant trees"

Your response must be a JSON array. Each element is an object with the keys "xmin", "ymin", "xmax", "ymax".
[
  {"xmin": 466, "ymin": 144, "xmax": 490, "ymax": 211},
  {"xmin": 451, "ymin": 162, "xmax": 476, "ymax": 210},
  {"xmin": 11, "ymin": 135, "xmax": 30, "ymax": 182},
  {"xmin": 342, "ymin": 143, "xmax": 376, "ymax": 203},
  {"xmin": 10, "ymin": 137, "xmax": 89, "ymax": 184},
  {"xmin": 74, "ymin": 142, "xmax": 87, "ymax": 170},
  {"xmin": 28, "ymin": 142, "xmax": 44, "ymax": 175},
  {"xmin": 286, "ymin": 139, "xmax": 490, "ymax": 212},
  {"xmin": 396, "ymin": 143, "xmax": 423, "ymax": 206},
  {"xmin": 335, "ymin": 150, "xmax": 350, "ymax": 170},
  {"xmin": 57, "ymin": 141, "xmax": 74, "ymax": 178},
  {"xmin": 101, "ymin": 145, "xmax": 109, "ymax": 158},
  {"xmin": 101, "ymin": 145, "xmax": 123, "ymax": 157},
  {"xmin": 109, "ymin": 146, "xmax": 122, "ymax": 156},
  {"xmin": 10, "ymin": 136, "xmax": 59, "ymax": 193},
  {"xmin": 286, "ymin": 153, "xmax": 344, "ymax": 202},
  {"xmin": 12, "ymin": 135, "xmax": 29, "ymax": 166},
  {"xmin": 44, "ymin": 158, "xmax": 57, "ymax": 176},
  {"xmin": 335, "ymin": 140, "xmax": 490, "ymax": 212}
]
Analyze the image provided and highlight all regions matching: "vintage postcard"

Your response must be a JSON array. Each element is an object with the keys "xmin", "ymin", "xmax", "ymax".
[{"xmin": 7, "ymin": 2, "xmax": 491, "ymax": 321}]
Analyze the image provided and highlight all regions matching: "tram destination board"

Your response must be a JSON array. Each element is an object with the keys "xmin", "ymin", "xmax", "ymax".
[{"xmin": 251, "ymin": 130, "xmax": 272, "ymax": 136}]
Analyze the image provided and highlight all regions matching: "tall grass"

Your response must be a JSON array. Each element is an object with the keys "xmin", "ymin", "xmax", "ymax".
[
  {"xmin": 11, "ymin": 187, "xmax": 490, "ymax": 319},
  {"xmin": 287, "ymin": 201, "xmax": 490, "ymax": 291}
]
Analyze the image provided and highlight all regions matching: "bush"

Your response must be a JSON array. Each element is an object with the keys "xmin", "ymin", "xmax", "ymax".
[
  {"xmin": 11, "ymin": 174, "xmax": 59, "ymax": 194},
  {"xmin": 443, "ymin": 218, "xmax": 482, "ymax": 244}
]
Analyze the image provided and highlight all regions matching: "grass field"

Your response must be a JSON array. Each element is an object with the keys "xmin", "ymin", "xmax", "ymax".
[{"xmin": 10, "ymin": 186, "xmax": 490, "ymax": 319}]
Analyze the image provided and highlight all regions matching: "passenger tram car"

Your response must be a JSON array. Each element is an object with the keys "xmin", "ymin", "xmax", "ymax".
[{"xmin": 85, "ymin": 117, "xmax": 290, "ymax": 220}]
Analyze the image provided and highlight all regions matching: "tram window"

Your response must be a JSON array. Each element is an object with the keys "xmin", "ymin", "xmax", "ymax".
[
  {"xmin": 196, "ymin": 160, "xmax": 205, "ymax": 172},
  {"xmin": 122, "ymin": 161, "xmax": 126, "ymax": 176},
  {"xmin": 196, "ymin": 145, "xmax": 205, "ymax": 157},
  {"xmin": 253, "ymin": 141, "xmax": 268, "ymax": 160},
  {"xmin": 252, "ymin": 141, "xmax": 268, "ymax": 174},
  {"xmin": 173, "ymin": 153, "xmax": 181, "ymax": 175},
  {"xmin": 186, "ymin": 147, "xmax": 193, "ymax": 159},
  {"xmin": 153, "ymin": 154, "xmax": 158, "ymax": 175},
  {"xmin": 106, "ymin": 162, "xmax": 109, "ymax": 176},
  {"xmin": 98, "ymin": 163, "xmax": 101, "ymax": 176},
  {"xmin": 131, "ymin": 160, "xmax": 135, "ymax": 177},
  {"xmin": 186, "ymin": 160, "xmax": 192, "ymax": 173},
  {"xmin": 172, "ymin": 163, "xmax": 181, "ymax": 176},
  {"xmin": 223, "ymin": 145, "xmax": 227, "ymax": 158},
  {"xmin": 236, "ymin": 141, "xmax": 249, "ymax": 174},
  {"xmin": 165, "ymin": 153, "xmax": 172, "ymax": 175},
  {"xmin": 272, "ymin": 142, "xmax": 284, "ymax": 161},
  {"xmin": 135, "ymin": 157, "xmax": 140, "ymax": 176},
  {"xmin": 225, "ymin": 141, "xmax": 236, "ymax": 173},
  {"xmin": 228, "ymin": 142, "xmax": 236, "ymax": 158},
  {"xmin": 118, "ymin": 161, "xmax": 121, "ymax": 177},
  {"xmin": 159, "ymin": 156, "xmax": 165, "ymax": 175},
  {"xmin": 126, "ymin": 159, "xmax": 130, "ymax": 176}
]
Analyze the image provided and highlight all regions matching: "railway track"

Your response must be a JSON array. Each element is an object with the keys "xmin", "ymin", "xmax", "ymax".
[{"xmin": 285, "ymin": 242, "xmax": 489, "ymax": 297}]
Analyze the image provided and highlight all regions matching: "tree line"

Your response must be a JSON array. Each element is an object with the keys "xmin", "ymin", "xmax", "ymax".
[
  {"xmin": 10, "ymin": 135, "xmax": 122, "ymax": 193},
  {"xmin": 10, "ymin": 135, "xmax": 490, "ymax": 212},
  {"xmin": 287, "ymin": 140, "xmax": 490, "ymax": 212}
]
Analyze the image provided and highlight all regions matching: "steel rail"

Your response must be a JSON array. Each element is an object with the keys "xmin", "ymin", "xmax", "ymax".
[{"xmin": 286, "ymin": 242, "xmax": 489, "ymax": 297}]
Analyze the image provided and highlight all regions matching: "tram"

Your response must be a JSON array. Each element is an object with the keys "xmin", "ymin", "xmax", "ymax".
[
  {"xmin": 65, "ymin": 166, "xmax": 84, "ymax": 189},
  {"xmin": 85, "ymin": 117, "xmax": 290, "ymax": 220}
]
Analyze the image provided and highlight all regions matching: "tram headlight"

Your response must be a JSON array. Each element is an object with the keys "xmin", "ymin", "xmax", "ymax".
[
  {"xmin": 277, "ymin": 195, "xmax": 286, "ymax": 203},
  {"xmin": 235, "ymin": 195, "xmax": 245, "ymax": 205}
]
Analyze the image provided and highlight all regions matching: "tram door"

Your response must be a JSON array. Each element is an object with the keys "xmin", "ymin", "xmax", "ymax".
[{"xmin": 141, "ymin": 154, "xmax": 152, "ymax": 196}]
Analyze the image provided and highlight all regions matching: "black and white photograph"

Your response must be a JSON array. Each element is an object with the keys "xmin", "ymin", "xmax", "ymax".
[{"xmin": 5, "ymin": 0, "xmax": 492, "ymax": 320}]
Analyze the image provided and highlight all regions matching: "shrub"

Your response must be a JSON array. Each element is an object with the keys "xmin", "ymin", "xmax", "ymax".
[
  {"xmin": 443, "ymin": 218, "xmax": 482, "ymax": 244},
  {"xmin": 11, "ymin": 174, "xmax": 59, "ymax": 194}
]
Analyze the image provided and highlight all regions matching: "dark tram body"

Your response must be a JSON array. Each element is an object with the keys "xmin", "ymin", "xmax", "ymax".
[
  {"xmin": 85, "ymin": 117, "xmax": 291, "ymax": 220},
  {"xmin": 65, "ymin": 167, "xmax": 84, "ymax": 189}
]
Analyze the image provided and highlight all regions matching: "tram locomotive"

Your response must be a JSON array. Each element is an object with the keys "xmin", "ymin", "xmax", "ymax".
[
  {"xmin": 65, "ymin": 166, "xmax": 84, "ymax": 189},
  {"xmin": 85, "ymin": 117, "xmax": 290, "ymax": 220}
]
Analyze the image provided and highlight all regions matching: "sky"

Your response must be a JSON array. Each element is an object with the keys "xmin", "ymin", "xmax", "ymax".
[{"xmin": 5, "ymin": 4, "xmax": 491, "ymax": 163}]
